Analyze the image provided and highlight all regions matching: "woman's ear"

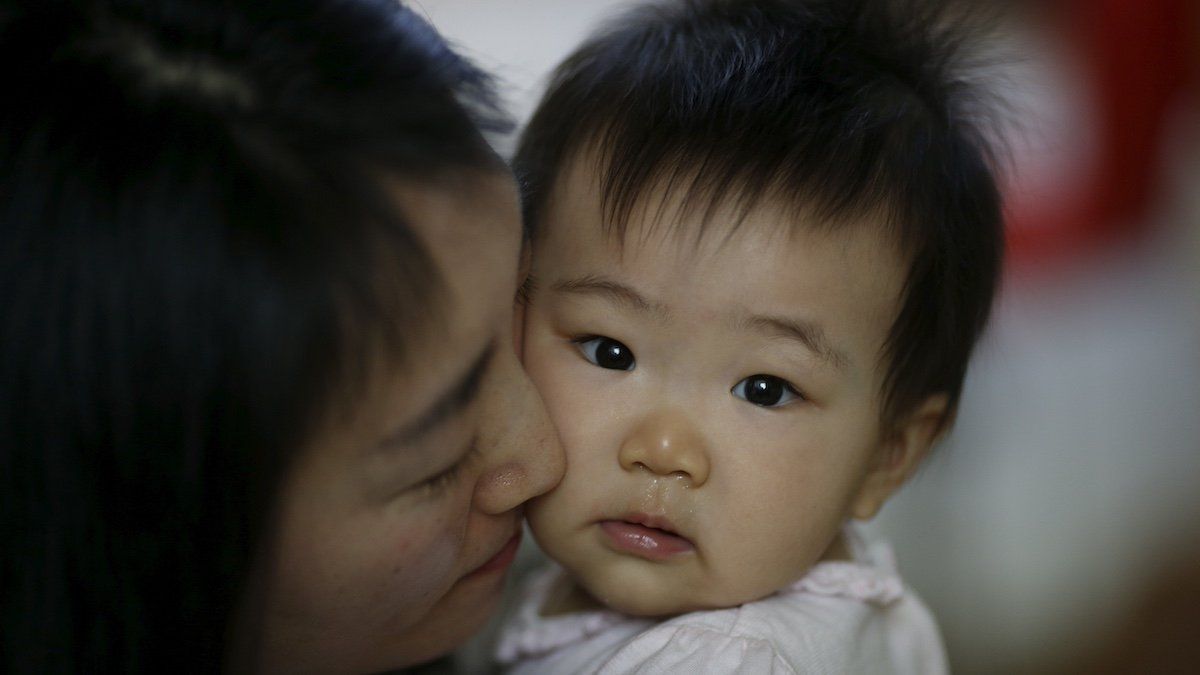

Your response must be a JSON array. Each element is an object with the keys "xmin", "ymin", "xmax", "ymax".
[
  {"xmin": 511, "ymin": 243, "xmax": 533, "ymax": 360},
  {"xmin": 849, "ymin": 394, "xmax": 950, "ymax": 520}
]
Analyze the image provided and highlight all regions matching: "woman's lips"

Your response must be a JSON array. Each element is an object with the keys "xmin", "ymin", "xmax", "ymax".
[
  {"xmin": 467, "ymin": 529, "xmax": 522, "ymax": 578},
  {"xmin": 599, "ymin": 519, "xmax": 695, "ymax": 561}
]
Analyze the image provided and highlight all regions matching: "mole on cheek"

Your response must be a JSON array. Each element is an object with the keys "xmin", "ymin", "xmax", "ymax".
[{"xmin": 395, "ymin": 537, "xmax": 412, "ymax": 556}]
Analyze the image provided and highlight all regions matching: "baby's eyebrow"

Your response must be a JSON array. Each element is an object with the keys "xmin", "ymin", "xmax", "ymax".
[
  {"xmin": 552, "ymin": 275, "xmax": 670, "ymax": 319},
  {"xmin": 742, "ymin": 314, "xmax": 849, "ymax": 371}
]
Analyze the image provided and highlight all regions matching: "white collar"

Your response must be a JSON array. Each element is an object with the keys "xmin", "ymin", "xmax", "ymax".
[{"xmin": 495, "ymin": 523, "xmax": 905, "ymax": 664}]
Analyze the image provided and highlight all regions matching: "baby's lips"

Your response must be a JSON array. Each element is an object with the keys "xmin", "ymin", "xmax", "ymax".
[
  {"xmin": 599, "ymin": 519, "xmax": 696, "ymax": 561},
  {"xmin": 621, "ymin": 511, "xmax": 685, "ymax": 536}
]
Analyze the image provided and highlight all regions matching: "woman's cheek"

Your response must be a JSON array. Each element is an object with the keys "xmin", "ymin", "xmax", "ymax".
[{"xmin": 376, "ymin": 505, "xmax": 467, "ymax": 616}]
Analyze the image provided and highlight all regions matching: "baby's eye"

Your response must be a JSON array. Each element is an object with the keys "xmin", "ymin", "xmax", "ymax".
[
  {"xmin": 732, "ymin": 374, "xmax": 802, "ymax": 408},
  {"xmin": 573, "ymin": 335, "xmax": 636, "ymax": 371}
]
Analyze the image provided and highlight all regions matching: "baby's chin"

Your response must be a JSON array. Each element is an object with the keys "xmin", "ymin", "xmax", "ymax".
[
  {"xmin": 572, "ymin": 567, "xmax": 759, "ymax": 618},
  {"xmin": 582, "ymin": 583, "xmax": 696, "ymax": 618}
]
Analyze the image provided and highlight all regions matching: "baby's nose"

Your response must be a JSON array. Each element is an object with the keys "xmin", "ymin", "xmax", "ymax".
[{"xmin": 617, "ymin": 409, "xmax": 711, "ymax": 487}]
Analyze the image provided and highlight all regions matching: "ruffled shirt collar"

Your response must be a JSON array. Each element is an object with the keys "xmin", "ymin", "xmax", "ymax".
[{"xmin": 495, "ymin": 523, "xmax": 905, "ymax": 664}]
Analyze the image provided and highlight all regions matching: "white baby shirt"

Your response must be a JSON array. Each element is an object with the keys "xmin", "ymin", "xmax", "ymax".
[{"xmin": 494, "ymin": 527, "xmax": 947, "ymax": 674}]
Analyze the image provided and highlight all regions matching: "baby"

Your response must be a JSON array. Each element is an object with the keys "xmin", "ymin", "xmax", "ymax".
[{"xmin": 499, "ymin": 0, "xmax": 1003, "ymax": 671}]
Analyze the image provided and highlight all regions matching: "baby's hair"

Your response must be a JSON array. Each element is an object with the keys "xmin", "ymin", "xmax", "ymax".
[
  {"xmin": 0, "ymin": 0, "xmax": 507, "ymax": 671},
  {"xmin": 515, "ymin": 0, "xmax": 1005, "ymax": 435}
]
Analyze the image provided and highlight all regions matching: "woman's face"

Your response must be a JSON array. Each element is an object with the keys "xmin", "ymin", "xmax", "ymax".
[{"xmin": 249, "ymin": 173, "xmax": 565, "ymax": 673}]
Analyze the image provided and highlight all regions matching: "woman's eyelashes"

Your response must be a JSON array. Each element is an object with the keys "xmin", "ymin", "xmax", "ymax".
[
  {"xmin": 514, "ymin": 275, "xmax": 536, "ymax": 308},
  {"xmin": 732, "ymin": 374, "xmax": 804, "ymax": 408},
  {"xmin": 572, "ymin": 335, "xmax": 635, "ymax": 371},
  {"xmin": 415, "ymin": 440, "xmax": 480, "ymax": 496}
]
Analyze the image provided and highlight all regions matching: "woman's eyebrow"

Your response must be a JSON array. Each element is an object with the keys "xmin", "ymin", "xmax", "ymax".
[{"xmin": 382, "ymin": 340, "xmax": 496, "ymax": 448}]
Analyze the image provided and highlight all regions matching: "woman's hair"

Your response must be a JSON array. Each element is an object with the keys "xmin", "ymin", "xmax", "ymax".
[{"xmin": 0, "ymin": 1, "xmax": 507, "ymax": 671}]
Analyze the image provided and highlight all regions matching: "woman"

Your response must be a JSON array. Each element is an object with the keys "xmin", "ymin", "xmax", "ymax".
[{"xmin": 0, "ymin": 1, "xmax": 563, "ymax": 672}]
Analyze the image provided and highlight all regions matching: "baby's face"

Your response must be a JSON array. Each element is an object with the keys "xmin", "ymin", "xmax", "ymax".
[{"xmin": 522, "ymin": 163, "xmax": 910, "ymax": 616}]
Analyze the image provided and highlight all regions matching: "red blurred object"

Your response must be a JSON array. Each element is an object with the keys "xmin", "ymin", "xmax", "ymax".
[{"xmin": 1005, "ymin": 0, "xmax": 1197, "ymax": 266}]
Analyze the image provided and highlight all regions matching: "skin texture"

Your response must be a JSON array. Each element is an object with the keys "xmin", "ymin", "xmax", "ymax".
[
  {"xmin": 249, "ymin": 173, "xmax": 565, "ymax": 673},
  {"xmin": 522, "ymin": 158, "xmax": 945, "ymax": 618}
]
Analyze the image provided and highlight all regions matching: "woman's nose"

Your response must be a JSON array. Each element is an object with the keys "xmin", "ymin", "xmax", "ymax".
[
  {"xmin": 617, "ymin": 409, "xmax": 711, "ymax": 487},
  {"xmin": 473, "ymin": 350, "xmax": 565, "ymax": 515}
]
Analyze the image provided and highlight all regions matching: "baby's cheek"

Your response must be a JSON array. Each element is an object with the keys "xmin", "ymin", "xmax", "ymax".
[
  {"xmin": 707, "ymin": 473, "xmax": 832, "ymax": 585},
  {"xmin": 526, "ymin": 485, "xmax": 568, "ymax": 536},
  {"xmin": 526, "ymin": 483, "xmax": 584, "ymax": 555}
]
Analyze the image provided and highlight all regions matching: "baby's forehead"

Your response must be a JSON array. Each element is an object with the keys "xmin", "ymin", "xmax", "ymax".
[{"xmin": 540, "ymin": 147, "xmax": 905, "ymax": 264}]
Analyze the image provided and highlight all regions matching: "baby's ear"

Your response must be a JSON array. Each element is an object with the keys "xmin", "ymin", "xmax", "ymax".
[{"xmin": 849, "ymin": 394, "xmax": 949, "ymax": 520}]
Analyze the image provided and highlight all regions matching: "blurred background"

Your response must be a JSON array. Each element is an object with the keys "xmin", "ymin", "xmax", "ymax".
[{"xmin": 415, "ymin": 1, "xmax": 1200, "ymax": 672}]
